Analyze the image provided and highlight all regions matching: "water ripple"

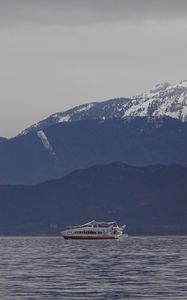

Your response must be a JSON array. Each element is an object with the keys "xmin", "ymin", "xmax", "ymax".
[{"xmin": 0, "ymin": 236, "xmax": 187, "ymax": 299}]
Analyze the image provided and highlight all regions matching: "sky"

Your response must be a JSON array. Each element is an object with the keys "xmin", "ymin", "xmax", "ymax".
[{"xmin": 0, "ymin": 0, "xmax": 187, "ymax": 137}]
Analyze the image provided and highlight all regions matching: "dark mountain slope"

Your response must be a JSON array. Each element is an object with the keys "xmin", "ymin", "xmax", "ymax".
[
  {"xmin": 0, "ymin": 118, "xmax": 187, "ymax": 184},
  {"xmin": 0, "ymin": 163, "xmax": 186, "ymax": 235},
  {"xmin": 0, "ymin": 137, "xmax": 7, "ymax": 145}
]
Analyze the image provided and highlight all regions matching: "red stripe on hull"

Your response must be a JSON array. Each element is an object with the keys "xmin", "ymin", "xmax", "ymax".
[{"xmin": 63, "ymin": 236, "xmax": 116, "ymax": 240}]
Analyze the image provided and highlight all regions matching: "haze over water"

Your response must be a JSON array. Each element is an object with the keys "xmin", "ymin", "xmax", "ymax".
[{"xmin": 0, "ymin": 236, "xmax": 187, "ymax": 299}]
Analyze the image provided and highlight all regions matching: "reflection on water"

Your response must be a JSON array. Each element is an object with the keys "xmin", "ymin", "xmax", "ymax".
[{"xmin": 0, "ymin": 236, "xmax": 187, "ymax": 299}]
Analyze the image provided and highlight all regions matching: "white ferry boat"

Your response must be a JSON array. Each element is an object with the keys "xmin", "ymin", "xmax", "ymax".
[{"xmin": 61, "ymin": 220, "xmax": 128, "ymax": 240}]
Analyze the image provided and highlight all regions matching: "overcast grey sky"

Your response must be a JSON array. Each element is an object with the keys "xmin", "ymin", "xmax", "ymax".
[{"xmin": 0, "ymin": 0, "xmax": 187, "ymax": 137}]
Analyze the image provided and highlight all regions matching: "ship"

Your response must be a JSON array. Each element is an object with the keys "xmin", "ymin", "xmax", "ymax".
[{"xmin": 61, "ymin": 220, "xmax": 128, "ymax": 240}]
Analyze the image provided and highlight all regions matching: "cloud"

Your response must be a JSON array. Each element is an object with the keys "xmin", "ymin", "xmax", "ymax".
[{"xmin": 0, "ymin": 0, "xmax": 187, "ymax": 27}]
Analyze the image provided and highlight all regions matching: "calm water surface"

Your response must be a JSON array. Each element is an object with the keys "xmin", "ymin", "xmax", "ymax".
[{"xmin": 0, "ymin": 236, "xmax": 187, "ymax": 299}]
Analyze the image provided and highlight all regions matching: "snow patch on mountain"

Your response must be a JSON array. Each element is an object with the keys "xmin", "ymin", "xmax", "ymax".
[
  {"xmin": 21, "ymin": 123, "xmax": 40, "ymax": 135},
  {"xmin": 58, "ymin": 115, "xmax": 71, "ymax": 122},
  {"xmin": 75, "ymin": 103, "xmax": 94, "ymax": 113},
  {"xmin": 129, "ymin": 80, "xmax": 187, "ymax": 121},
  {"xmin": 37, "ymin": 130, "xmax": 56, "ymax": 156}
]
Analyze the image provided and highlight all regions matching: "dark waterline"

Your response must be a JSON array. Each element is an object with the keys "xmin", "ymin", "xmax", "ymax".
[{"xmin": 0, "ymin": 236, "xmax": 187, "ymax": 299}]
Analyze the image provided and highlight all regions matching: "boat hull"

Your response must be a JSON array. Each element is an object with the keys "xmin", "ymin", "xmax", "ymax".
[{"xmin": 63, "ymin": 236, "xmax": 117, "ymax": 240}]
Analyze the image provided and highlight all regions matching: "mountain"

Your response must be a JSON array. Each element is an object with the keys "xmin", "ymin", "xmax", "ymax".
[
  {"xmin": 0, "ymin": 80, "xmax": 187, "ymax": 185},
  {"xmin": 0, "ymin": 162, "xmax": 186, "ymax": 235},
  {"xmin": 21, "ymin": 80, "xmax": 187, "ymax": 135},
  {"xmin": 0, "ymin": 118, "xmax": 187, "ymax": 184},
  {"xmin": 0, "ymin": 137, "xmax": 7, "ymax": 145}
]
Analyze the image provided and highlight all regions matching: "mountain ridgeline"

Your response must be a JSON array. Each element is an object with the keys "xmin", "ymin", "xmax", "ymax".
[
  {"xmin": 22, "ymin": 80, "xmax": 187, "ymax": 135},
  {"xmin": 0, "ymin": 80, "xmax": 187, "ymax": 185},
  {"xmin": 0, "ymin": 163, "xmax": 186, "ymax": 235}
]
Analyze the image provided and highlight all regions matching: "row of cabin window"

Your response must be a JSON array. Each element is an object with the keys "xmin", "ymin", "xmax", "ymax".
[{"xmin": 75, "ymin": 231, "xmax": 102, "ymax": 234}]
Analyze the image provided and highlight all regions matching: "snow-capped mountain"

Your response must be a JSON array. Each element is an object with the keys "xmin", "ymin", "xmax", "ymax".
[
  {"xmin": 130, "ymin": 80, "xmax": 187, "ymax": 120},
  {"xmin": 21, "ymin": 80, "xmax": 187, "ymax": 135}
]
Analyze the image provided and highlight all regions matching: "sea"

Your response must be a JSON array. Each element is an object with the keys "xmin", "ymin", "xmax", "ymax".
[{"xmin": 0, "ymin": 236, "xmax": 187, "ymax": 300}]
